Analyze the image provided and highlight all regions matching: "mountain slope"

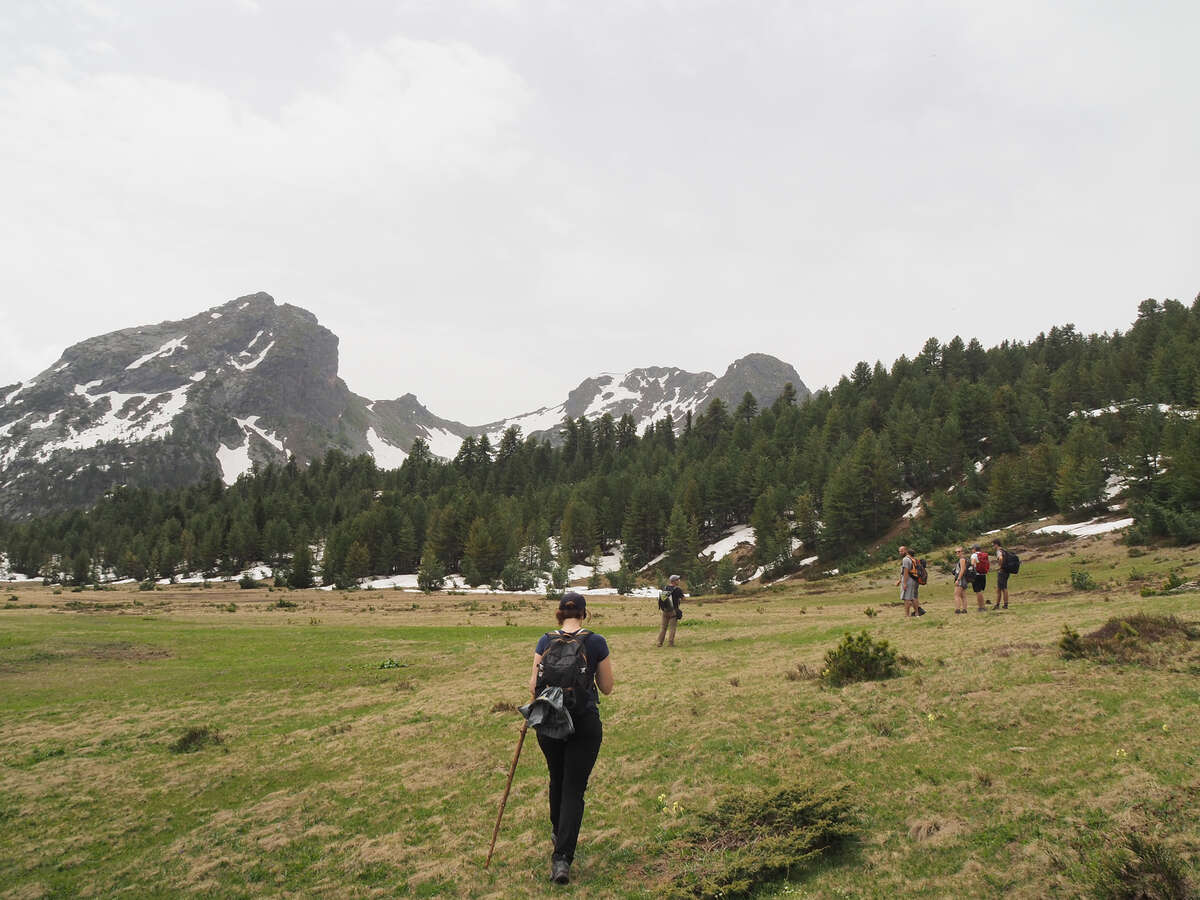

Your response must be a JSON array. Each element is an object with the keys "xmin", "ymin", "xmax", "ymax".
[
  {"xmin": 0, "ymin": 293, "xmax": 809, "ymax": 518},
  {"xmin": 0, "ymin": 294, "xmax": 467, "ymax": 517},
  {"xmin": 479, "ymin": 357, "xmax": 809, "ymax": 443}
]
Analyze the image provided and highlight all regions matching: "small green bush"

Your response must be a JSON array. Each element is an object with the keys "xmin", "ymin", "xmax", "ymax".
[
  {"xmin": 1071, "ymin": 569, "xmax": 1098, "ymax": 591},
  {"xmin": 1090, "ymin": 831, "xmax": 1193, "ymax": 899},
  {"xmin": 274, "ymin": 597, "xmax": 298, "ymax": 609},
  {"xmin": 238, "ymin": 573, "xmax": 260, "ymax": 589},
  {"xmin": 499, "ymin": 562, "xmax": 536, "ymax": 592},
  {"xmin": 821, "ymin": 631, "xmax": 901, "ymax": 687},
  {"xmin": 1059, "ymin": 625, "xmax": 1086, "ymax": 659}
]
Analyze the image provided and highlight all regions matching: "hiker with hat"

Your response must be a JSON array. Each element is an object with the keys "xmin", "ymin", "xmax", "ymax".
[
  {"xmin": 528, "ymin": 592, "xmax": 613, "ymax": 884},
  {"xmin": 657, "ymin": 574, "xmax": 684, "ymax": 647}
]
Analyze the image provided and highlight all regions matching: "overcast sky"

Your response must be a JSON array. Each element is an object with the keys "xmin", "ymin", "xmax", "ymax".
[{"xmin": 2, "ymin": 1, "xmax": 1197, "ymax": 423}]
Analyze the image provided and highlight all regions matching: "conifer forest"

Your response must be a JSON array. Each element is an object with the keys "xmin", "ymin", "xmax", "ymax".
[{"xmin": 2, "ymin": 298, "xmax": 1197, "ymax": 588}]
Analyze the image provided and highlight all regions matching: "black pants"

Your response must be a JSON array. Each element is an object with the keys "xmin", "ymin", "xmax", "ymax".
[{"xmin": 537, "ymin": 710, "xmax": 603, "ymax": 863}]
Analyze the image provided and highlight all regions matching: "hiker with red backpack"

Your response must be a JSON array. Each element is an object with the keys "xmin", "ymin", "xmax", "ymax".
[
  {"xmin": 527, "ymin": 592, "xmax": 614, "ymax": 884},
  {"xmin": 969, "ymin": 545, "xmax": 990, "ymax": 611}
]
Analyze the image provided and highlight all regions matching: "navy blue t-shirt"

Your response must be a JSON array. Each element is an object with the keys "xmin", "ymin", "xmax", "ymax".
[{"xmin": 535, "ymin": 629, "xmax": 609, "ymax": 713}]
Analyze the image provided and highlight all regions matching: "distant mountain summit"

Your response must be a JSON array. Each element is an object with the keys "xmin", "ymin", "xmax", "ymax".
[
  {"xmin": 0, "ymin": 293, "xmax": 808, "ymax": 517},
  {"xmin": 478, "ymin": 356, "xmax": 809, "ymax": 443}
]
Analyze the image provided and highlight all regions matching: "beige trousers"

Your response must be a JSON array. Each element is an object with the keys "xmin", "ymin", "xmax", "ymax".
[{"xmin": 657, "ymin": 609, "xmax": 678, "ymax": 646}]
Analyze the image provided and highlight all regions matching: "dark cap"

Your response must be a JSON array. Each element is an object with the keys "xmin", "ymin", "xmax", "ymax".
[{"xmin": 559, "ymin": 591, "xmax": 586, "ymax": 615}]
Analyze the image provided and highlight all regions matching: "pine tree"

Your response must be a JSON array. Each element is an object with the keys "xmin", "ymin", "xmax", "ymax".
[
  {"xmin": 1054, "ymin": 421, "xmax": 1107, "ymax": 513},
  {"xmin": 344, "ymin": 541, "xmax": 370, "ymax": 585},
  {"xmin": 417, "ymin": 544, "xmax": 445, "ymax": 593},
  {"xmin": 289, "ymin": 543, "xmax": 314, "ymax": 589}
]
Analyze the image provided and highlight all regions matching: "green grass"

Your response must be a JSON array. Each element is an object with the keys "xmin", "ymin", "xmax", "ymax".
[{"xmin": 0, "ymin": 532, "xmax": 1197, "ymax": 897}]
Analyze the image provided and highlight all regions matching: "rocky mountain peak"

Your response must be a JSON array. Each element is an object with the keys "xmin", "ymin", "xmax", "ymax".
[{"xmin": 0, "ymin": 294, "xmax": 811, "ymax": 518}]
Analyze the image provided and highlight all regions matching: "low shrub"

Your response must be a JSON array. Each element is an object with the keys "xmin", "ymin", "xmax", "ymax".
[
  {"xmin": 1059, "ymin": 614, "xmax": 1199, "ymax": 666},
  {"xmin": 1071, "ymin": 569, "xmax": 1098, "ymax": 591},
  {"xmin": 238, "ymin": 573, "xmax": 260, "ymax": 589},
  {"xmin": 1090, "ymin": 831, "xmax": 1193, "ymax": 900},
  {"xmin": 274, "ymin": 597, "xmax": 298, "ymax": 609},
  {"xmin": 821, "ymin": 631, "xmax": 901, "ymax": 687},
  {"xmin": 168, "ymin": 726, "xmax": 222, "ymax": 754},
  {"xmin": 499, "ymin": 562, "xmax": 536, "ymax": 592},
  {"xmin": 661, "ymin": 782, "xmax": 856, "ymax": 898}
]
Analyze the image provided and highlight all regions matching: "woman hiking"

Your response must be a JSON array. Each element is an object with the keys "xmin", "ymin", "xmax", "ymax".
[{"xmin": 529, "ymin": 592, "xmax": 614, "ymax": 884}]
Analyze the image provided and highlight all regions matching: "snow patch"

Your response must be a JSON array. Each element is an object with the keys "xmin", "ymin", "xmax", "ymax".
[
  {"xmin": 210, "ymin": 312, "xmax": 222, "ymax": 319},
  {"xmin": 366, "ymin": 427, "xmax": 409, "ymax": 469},
  {"xmin": 901, "ymin": 490, "xmax": 922, "ymax": 519},
  {"xmin": 216, "ymin": 434, "xmax": 252, "ymax": 485},
  {"xmin": 229, "ymin": 340, "xmax": 274, "ymax": 371},
  {"xmin": 1032, "ymin": 517, "xmax": 1135, "ymax": 537},
  {"xmin": 54, "ymin": 362, "xmax": 70, "ymax": 373},
  {"xmin": 424, "ymin": 427, "xmax": 465, "ymax": 460},
  {"xmin": 237, "ymin": 416, "xmax": 285, "ymax": 453},
  {"xmin": 126, "ymin": 336, "xmax": 188, "ymax": 370},
  {"xmin": 3, "ymin": 381, "xmax": 33, "ymax": 405},
  {"xmin": 701, "ymin": 525, "xmax": 755, "ymax": 561},
  {"xmin": 36, "ymin": 385, "xmax": 193, "ymax": 459}
]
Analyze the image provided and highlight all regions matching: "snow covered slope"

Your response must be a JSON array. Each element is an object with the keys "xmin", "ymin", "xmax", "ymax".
[
  {"xmin": 0, "ymin": 293, "xmax": 808, "ymax": 517},
  {"xmin": 477, "ymin": 353, "xmax": 809, "ymax": 443}
]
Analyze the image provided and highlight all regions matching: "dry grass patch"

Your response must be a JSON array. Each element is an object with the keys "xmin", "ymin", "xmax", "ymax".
[{"xmin": 1060, "ymin": 613, "xmax": 1200, "ymax": 667}]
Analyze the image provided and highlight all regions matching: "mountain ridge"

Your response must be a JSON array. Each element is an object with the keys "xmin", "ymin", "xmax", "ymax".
[{"xmin": 0, "ymin": 293, "xmax": 809, "ymax": 517}]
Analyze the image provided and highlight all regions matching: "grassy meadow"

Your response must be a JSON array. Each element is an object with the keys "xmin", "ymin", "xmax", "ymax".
[{"xmin": 1, "ymin": 531, "xmax": 1197, "ymax": 898}]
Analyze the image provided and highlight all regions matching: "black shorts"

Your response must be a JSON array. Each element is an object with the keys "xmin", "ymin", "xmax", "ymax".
[
  {"xmin": 972, "ymin": 573, "xmax": 987, "ymax": 593},
  {"xmin": 997, "ymin": 570, "xmax": 1009, "ymax": 590}
]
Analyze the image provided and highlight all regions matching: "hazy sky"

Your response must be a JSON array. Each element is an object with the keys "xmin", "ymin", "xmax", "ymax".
[{"xmin": 2, "ymin": 1, "xmax": 1197, "ymax": 423}]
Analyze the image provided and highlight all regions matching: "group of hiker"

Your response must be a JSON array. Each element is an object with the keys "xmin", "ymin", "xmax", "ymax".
[{"xmin": 898, "ymin": 539, "xmax": 1020, "ymax": 616}]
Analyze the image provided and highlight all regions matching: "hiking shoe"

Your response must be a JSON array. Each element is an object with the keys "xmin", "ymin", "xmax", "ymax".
[{"xmin": 551, "ymin": 859, "xmax": 570, "ymax": 884}]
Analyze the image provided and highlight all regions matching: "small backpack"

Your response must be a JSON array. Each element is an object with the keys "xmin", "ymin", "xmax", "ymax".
[
  {"xmin": 1002, "ymin": 550, "xmax": 1021, "ymax": 574},
  {"xmin": 537, "ymin": 629, "xmax": 593, "ymax": 712},
  {"xmin": 975, "ymin": 551, "xmax": 990, "ymax": 574},
  {"xmin": 658, "ymin": 587, "xmax": 675, "ymax": 612},
  {"xmin": 911, "ymin": 557, "xmax": 928, "ymax": 586}
]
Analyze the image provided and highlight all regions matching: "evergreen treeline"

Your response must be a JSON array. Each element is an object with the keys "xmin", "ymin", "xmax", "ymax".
[{"xmin": 2, "ymin": 298, "xmax": 1197, "ymax": 587}]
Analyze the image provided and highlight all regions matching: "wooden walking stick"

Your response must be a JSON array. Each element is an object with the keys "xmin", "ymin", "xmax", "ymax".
[{"xmin": 485, "ymin": 719, "xmax": 529, "ymax": 869}]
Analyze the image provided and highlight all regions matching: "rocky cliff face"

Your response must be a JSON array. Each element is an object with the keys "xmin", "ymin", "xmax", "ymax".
[
  {"xmin": 0, "ymin": 293, "xmax": 809, "ymax": 518},
  {"xmin": 0, "ymin": 294, "xmax": 464, "ymax": 517}
]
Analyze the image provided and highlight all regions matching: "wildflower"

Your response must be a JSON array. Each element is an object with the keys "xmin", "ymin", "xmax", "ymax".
[{"xmin": 1115, "ymin": 748, "xmax": 1127, "ymax": 758}]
